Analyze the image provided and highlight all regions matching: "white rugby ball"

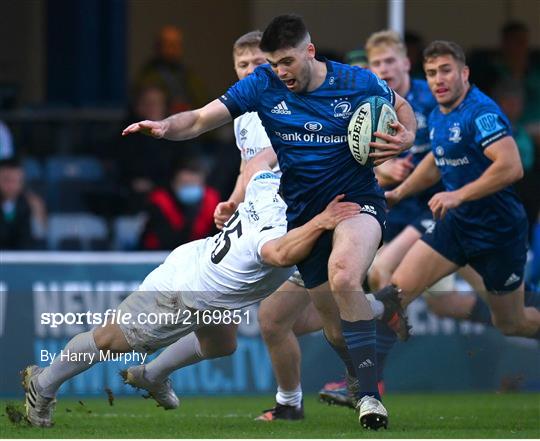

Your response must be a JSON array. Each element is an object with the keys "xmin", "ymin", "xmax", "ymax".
[{"xmin": 347, "ymin": 96, "xmax": 397, "ymax": 166}]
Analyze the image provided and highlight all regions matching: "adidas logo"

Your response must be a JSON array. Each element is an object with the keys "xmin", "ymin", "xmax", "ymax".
[
  {"xmin": 358, "ymin": 358, "xmax": 375, "ymax": 369},
  {"xmin": 504, "ymin": 273, "xmax": 520, "ymax": 287},
  {"xmin": 271, "ymin": 101, "xmax": 292, "ymax": 115},
  {"xmin": 360, "ymin": 205, "xmax": 377, "ymax": 216}
]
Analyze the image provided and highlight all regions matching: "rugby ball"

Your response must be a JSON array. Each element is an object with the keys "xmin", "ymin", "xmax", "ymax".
[{"xmin": 347, "ymin": 96, "xmax": 397, "ymax": 166}]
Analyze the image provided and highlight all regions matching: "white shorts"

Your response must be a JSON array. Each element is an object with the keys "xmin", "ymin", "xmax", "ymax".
[
  {"xmin": 287, "ymin": 269, "xmax": 305, "ymax": 288},
  {"xmin": 118, "ymin": 255, "xmax": 200, "ymax": 353}
]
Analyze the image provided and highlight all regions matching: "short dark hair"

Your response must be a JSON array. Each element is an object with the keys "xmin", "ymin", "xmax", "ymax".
[
  {"xmin": 423, "ymin": 40, "xmax": 466, "ymax": 65},
  {"xmin": 233, "ymin": 30, "xmax": 263, "ymax": 55},
  {"xmin": 260, "ymin": 14, "xmax": 308, "ymax": 53}
]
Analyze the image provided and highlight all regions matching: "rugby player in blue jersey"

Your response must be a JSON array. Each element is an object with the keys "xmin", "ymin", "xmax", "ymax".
[
  {"xmin": 376, "ymin": 40, "xmax": 540, "ymax": 340},
  {"xmin": 123, "ymin": 14, "xmax": 417, "ymax": 429}
]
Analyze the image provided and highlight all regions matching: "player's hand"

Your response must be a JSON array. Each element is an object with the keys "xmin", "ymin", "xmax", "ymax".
[
  {"xmin": 315, "ymin": 194, "xmax": 361, "ymax": 230},
  {"xmin": 369, "ymin": 121, "xmax": 415, "ymax": 166},
  {"xmin": 214, "ymin": 200, "xmax": 237, "ymax": 229},
  {"xmin": 122, "ymin": 120, "xmax": 169, "ymax": 138},
  {"xmin": 375, "ymin": 155, "xmax": 414, "ymax": 184},
  {"xmin": 384, "ymin": 189, "xmax": 402, "ymax": 208},
  {"xmin": 428, "ymin": 191, "xmax": 463, "ymax": 220}
]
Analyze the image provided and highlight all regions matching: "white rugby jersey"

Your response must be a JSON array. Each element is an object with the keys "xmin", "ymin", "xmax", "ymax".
[
  {"xmin": 166, "ymin": 171, "xmax": 294, "ymax": 310},
  {"xmin": 234, "ymin": 112, "xmax": 280, "ymax": 174}
]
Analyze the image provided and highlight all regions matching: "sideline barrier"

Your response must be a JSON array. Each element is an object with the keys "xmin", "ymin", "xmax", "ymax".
[{"xmin": 1, "ymin": 252, "xmax": 539, "ymax": 397}]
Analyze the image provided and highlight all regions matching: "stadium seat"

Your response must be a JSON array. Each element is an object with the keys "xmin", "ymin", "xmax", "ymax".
[
  {"xmin": 45, "ymin": 155, "xmax": 104, "ymax": 181},
  {"xmin": 44, "ymin": 155, "xmax": 105, "ymax": 212},
  {"xmin": 112, "ymin": 213, "xmax": 148, "ymax": 250},
  {"xmin": 47, "ymin": 213, "xmax": 109, "ymax": 250},
  {"xmin": 22, "ymin": 157, "xmax": 43, "ymax": 182}
]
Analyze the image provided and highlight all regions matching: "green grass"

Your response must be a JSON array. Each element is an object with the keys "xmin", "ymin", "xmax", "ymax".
[{"xmin": 2, "ymin": 393, "xmax": 539, "ymax": 438}]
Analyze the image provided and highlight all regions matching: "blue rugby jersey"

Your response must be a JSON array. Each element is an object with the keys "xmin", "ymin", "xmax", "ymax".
[
  {"xmin": 219, "ymin": 60, "xmax": 395, "ymax": 223},
  {"xmin": 428, "ymin": 85, "xmax": 527, "ymax": 250}
]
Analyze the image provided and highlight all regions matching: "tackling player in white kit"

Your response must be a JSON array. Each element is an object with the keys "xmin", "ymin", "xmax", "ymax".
[{"xmin": 22, "ymin": 163, "xmax": 360, "ymax": 428}]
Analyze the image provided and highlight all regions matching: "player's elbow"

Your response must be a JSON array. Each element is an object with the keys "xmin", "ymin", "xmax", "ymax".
[{"xmin": 260, "ymin": 244, "xmax": 292, "ymax": 268}]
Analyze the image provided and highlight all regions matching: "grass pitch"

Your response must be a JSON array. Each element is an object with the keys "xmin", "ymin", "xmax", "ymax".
[{"xmin": 2, "ymin": 393, "xmax": 539, "ymax": 438}]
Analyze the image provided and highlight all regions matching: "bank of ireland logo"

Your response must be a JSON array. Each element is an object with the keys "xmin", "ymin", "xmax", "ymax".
[
  {"xmin": 449, "ymin": 123, "xmax": 462, "ymax": 143},
  {"xmin": 435, "ymin": 146, "xmax": 445, "ymax": 156},
  {"xmin": 332, "ymin": 98, "xmax": 352, "ymax": 118},
  {"xmin": 430, "ymin": 128, "xmax": 435, "ymax": 140},
  {"xmin": 304, "ymin": 121, "xmax": 323, "ymax": 132}
]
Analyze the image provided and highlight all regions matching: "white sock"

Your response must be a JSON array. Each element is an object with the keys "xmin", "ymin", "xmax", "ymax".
[
  {"xmin": 37, "ymin": 330, "xmax": 100, "ymax": 398},
  {"xmin": 275, "ymin": 384, "xmax": 302, "ymax": 407},
  {"xmin": 144, "ymin": 332, "xmax": 204, "ymax": 383},
  {"xmin": 366, "ymin": 294, "xmax": 384, "ymax": 319}
]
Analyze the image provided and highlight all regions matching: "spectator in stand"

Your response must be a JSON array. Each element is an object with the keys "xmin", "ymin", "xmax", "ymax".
[
  {"xmin": 135, "ymin": 25, "xmax": 207, "ymax": 114},
  {"xmin": 114, "ymin": 85, "xmax": 178, "ymax": 213},
  {"xmin": 0, "ymin": 121, "xmax": 14, "ymax": 159},
  {"xmin": 140, "ymin": 158, "xmax": 219, "ymax": 250},
  {"xmin": 0, "ymin": 159, "xmax": 47, "ymax": 249}
]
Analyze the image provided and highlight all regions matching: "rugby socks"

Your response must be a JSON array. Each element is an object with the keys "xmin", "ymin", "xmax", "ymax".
[
  {"xmin": 468, "ymin": 296, "xmax": 493, "ymax": 325},
  {"xmin": 37, "ymin": 330, "xmax": 100, "ymax": 398},
  {"xmin": 275, "ymin": 384, "xmax": 303, "ymax": 408},
  {"xmin": 341, "ymin": 319, "xmax": 381, "ymax": 401},
  {"xmin": 375, "ymin": 321, "xmax": 397, "ymax": 382},
  {"xmin": 323, "ymin": 332, "xmax": 356, "ymax": 377},
  {"xmin": 144, "ymin": 332, "xmax": 204, "ymax": 383}
]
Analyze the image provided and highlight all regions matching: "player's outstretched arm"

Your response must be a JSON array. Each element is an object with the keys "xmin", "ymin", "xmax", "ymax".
[
  {"xmin": 429, "ymin": 136, "xmax": 523, "ymax": 219},
  {"xmin": 385, "ymin": 152, "xmax": 440, "ymax": 207},
  {"xmin": 370, "ymin": 93, "xmax": 417, "ymax": 166},
  {"xmin": 122, "ymin": 99, "xmax": 232, "ymax": 141},
  {"xmin": 260, "ymin": 195, "xmax": 360, "ymax": 267}
]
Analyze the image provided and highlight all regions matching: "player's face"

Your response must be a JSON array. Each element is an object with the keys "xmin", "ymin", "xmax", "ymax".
[
  {"xmin": 424, "ymin": 55, "xmax": 469, "ymax": 109},
  {"xmin": 265, "ymin": 43, "xmax": 315, "ymax": 93},
  {"xmin": 233, "ymin": 47, "xmax": 267, "ymax": 80},
  {"xmin": 368, "ymin": 46, "xmax": 410, "ymax": 95}
]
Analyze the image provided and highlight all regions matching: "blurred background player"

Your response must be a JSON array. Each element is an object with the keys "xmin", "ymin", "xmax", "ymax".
[
  {"xmin": 139, "ymin": 157, "xmax": 219, "ymax": 250},
  {"xmin": 377, "ymin": 40, "xmax": 540, "ymax": 341}
]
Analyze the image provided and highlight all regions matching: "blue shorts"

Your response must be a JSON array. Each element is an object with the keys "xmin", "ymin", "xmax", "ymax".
[
  {"xmin": 290, "ymin": 198, "xmax": 387, "ymax": 289},
  {"xmin": 421, "ymin": 215, "xmax": 527, "ymax": 293},
  {"xmin": 386, "ymin": 207, "xmax": 434, "ymax": 242}
]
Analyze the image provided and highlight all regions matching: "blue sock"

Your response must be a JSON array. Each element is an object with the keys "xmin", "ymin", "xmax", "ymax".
[
  {"xmin": 323, "ymin": 333, "xmax": 356, "ymax": 378},
  {"xmin": 341, "ymin": 319, "xmax": 380, "ymax": 401},
  {"xmin": 375, "ymin": 321, "xmax": 397, "ymax": 382},
  {"xmin": 469, "ymin": 296, "xmax": 493, "ymax": 325}
]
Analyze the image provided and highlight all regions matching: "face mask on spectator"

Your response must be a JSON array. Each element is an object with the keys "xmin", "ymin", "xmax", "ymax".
[{"xmin": 176, "ymin": 184, "xmax": 203, "ymax": 205}]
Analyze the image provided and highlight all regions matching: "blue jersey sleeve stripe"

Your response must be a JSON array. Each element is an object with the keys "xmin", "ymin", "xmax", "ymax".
[
  {"xmin": 219, "ymin": 94, "xmax": 242, "ymax": 119},
  {"xmin": 479, "ymin": 130, "xmax": 510, "ymax": 149}
]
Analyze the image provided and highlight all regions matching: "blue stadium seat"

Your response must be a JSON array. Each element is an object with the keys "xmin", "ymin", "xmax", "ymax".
[
  {"xmin": 47, "ymin": 213, "xmax": 109, "ymax": 250},
  {"xmin": 45, "ymin": 155, "xmax": 104, "ymax": 181},
  {"xmin": 112, "ymin": 214, "xmax": 147, "ymax": 250},
  {"xmin": 22, "ymin": 157, "xmax": 43, "ymax": 182},
  {"xmin": 45, "ymin": 155, "xmax": 105, "ymax": 212}
]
